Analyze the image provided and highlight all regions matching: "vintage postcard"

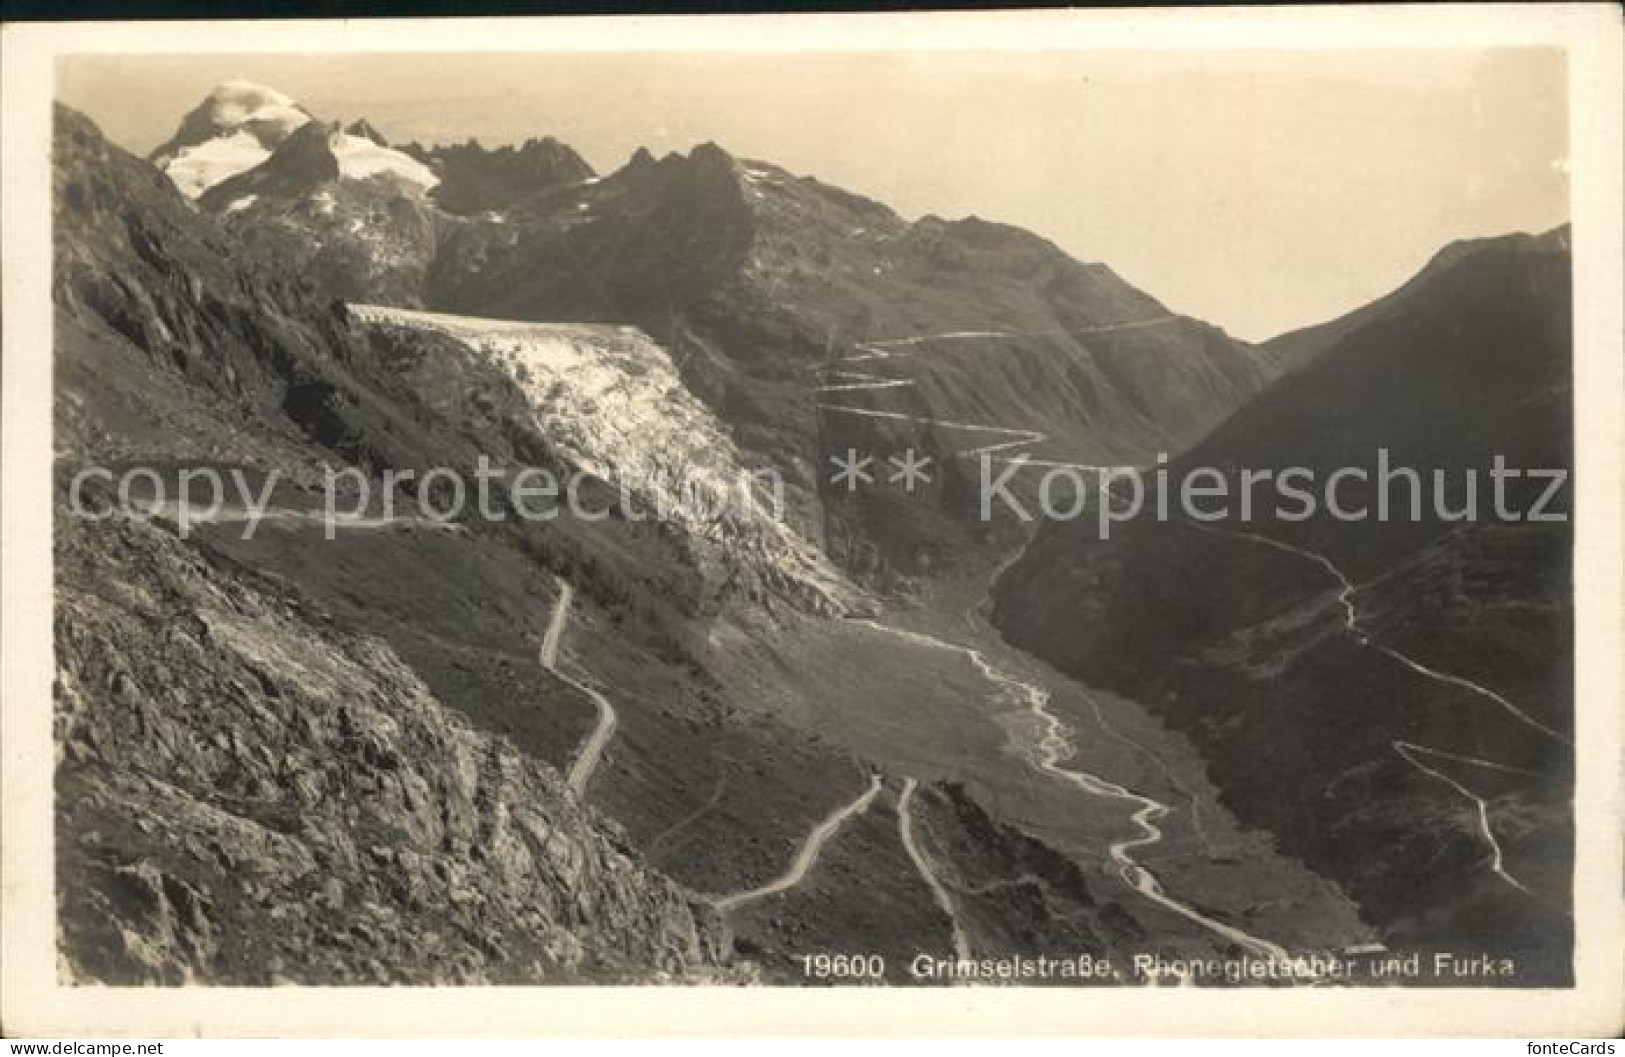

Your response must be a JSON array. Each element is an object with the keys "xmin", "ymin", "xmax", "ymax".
[{"xmin": 2, "ymin": 5, "xmax": 1621, "ymax": 1038}]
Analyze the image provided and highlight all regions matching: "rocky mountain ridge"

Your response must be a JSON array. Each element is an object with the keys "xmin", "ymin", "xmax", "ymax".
[
  {"xmin": 57, "ymin": 509, "xmax": 732, "ymax": 985},
  {"xmin": 400, "ymin": 135, "xmax": 596, "ymax": 215}
]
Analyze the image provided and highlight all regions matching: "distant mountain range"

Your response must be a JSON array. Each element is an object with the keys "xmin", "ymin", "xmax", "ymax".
[{"xmin": 156, "ymin": 82, "xmax": 1281, "ymax": 582}]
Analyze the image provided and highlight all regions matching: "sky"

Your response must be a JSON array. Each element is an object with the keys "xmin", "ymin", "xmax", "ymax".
[{"xmin": 58, "ymin": 49, "xmax": 1568, "ymax": 341}]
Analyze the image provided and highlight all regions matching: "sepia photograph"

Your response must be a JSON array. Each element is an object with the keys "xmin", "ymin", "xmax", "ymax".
[{"xmin": 2, "ymin": 5, "xmax": 1621, "ymax": 1040}]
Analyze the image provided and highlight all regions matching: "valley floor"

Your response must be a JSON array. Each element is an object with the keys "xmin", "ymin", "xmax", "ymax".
[{"xmin": 677, "ymin": 551, "xmax": 1376, "ymax": 983}]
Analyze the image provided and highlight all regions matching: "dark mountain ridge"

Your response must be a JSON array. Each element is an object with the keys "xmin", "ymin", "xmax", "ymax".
[
  {"xmin": 992, "ymin": 225, "xmax": 1574, "ymax": 982},
  {"xmin": 400, "ymin": 135, "xmax": 596, "ymax": 215},
  {"xmin": 1260, "ymin": 227, "xmax": 1572, "ymax": 376}
]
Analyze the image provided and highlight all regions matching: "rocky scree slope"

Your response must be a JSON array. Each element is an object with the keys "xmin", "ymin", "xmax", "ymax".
[{"xmin": 56, "ymin": 511, "xmax": 729, "ymax": 984}]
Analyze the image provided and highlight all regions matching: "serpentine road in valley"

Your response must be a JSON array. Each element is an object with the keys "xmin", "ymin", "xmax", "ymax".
[
  {"xmin": 538, "ymin": 579, "xmax": 619, "ymax": 797},
  {"xmin": 814, "ymin": 321, "xmax": 1177, "ymax": 470},
  {"xmin": 1187, "ymin": 521, "xmax": 1566, "ymax": 897},
  {"xmin": 712, "ymin": 774, "xmax": 884, "ymax": 913},
  {"xmin": 897, "ymin": 778, "xmax": 973, "ymax": 962},
  {"xmin": 850, "ymin": 618, "xmax": 1295, "ymax": 965}
]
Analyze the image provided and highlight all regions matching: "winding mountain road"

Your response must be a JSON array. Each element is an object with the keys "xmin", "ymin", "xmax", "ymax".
[
  {"xmin": 713, "ymin": 774, "xmax": 884, "ymax": 912},
  {"xmin": 564, "ymin": 679, "xmax": 618, "ymax": 795},
  {"xmin": 897, "ymin": 778, "xmax": 973, "ymax": 962},
  {"xmin": 851, "ymin": 618, "xmax": 1294, "ymax": 965},
  {"xmin": 815, "ymin": 321, "xmax": 1177, "ymax": 470},
  {"xmin": 1189, "ymin": 521, "xmax": 1565, "ymax": 896},
  {"xmin": 538, "ymin": 579, "xmax": 619, "ymax": 797},
  {"xmin": 1391, "ymin": 740, "xmax": 1533, "ymax": 896},
  {"xmin": 1187, "ymin": 521, "xmax": 1568, "ymax": 746},
  {"xmin": 141, "ymin": 500, "xmax": 464, "ymax": 535},
  {"xmin": 540, "ymin": 580, "xmax": 573, "ymax": 667}
]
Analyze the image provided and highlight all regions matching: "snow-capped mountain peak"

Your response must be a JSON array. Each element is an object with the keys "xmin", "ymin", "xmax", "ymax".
[
  {"xmin": 151, "ymin": 81, "xmax": 435, "ymax": 199},
  {"xmin": 198, "ymin": 80, "xmax": 304, "ymax": 130},
  {"xmin": 150, "ymin": 81, "xmax": 314, "ymax": 198}
]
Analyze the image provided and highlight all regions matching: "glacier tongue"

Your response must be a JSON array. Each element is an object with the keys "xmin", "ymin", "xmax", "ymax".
[{"xmin": 349, "ymin": 304, "xmax": 859, "ymax": 615}]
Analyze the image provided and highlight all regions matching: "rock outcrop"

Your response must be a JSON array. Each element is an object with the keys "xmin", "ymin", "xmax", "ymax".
[{"xmin": 57, "ymin": 510, "xmax": 730, "ymax": 984}]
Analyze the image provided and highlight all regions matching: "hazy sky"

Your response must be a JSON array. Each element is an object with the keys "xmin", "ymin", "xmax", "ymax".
[{"xmin": 58, "ymin": 49, "xmax": 1567, "ymax": 341}]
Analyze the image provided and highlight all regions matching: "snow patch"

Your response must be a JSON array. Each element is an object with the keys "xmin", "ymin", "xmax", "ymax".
[
  {"xmin": 332, "ymin": 134, "xmax": 439, "ymax": 191},
  {"xmin": 224, "ymin": 194, "xmax": 258, "ymax": 214},
  {"xmin": 163, "ymin": 130, "xmax": 275, "ymax": 198}
]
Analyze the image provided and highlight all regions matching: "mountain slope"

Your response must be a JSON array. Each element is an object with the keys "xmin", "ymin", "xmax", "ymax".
[
  {"xmin": 425, "ymin": 144, "xmax": 1278, "ymax": 579},
  {"xmin": 1258, "ymin": 229, "xmax": 1571, "ymax": 377},
  {"xmin": 56, "ymin": 509, "xmax": 727, "ymax": 985},
  {"xmin": 146, "ymin": 83, "xmax": 1280, "ymax": 583},
  {"xmin": 992, "ymin": 226, "xmax": 1574, "ymax": 982},
  {"xmin": 61, "ymin": 98, "xmax": 1382, "ymax": 984},
  {"xmin": 429, "ymin": 147, "xmax": 1273, "ymax": 463},
  {"xmin": 56, "ymin": 102, "xmax": 745, "ymax": 983}
]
